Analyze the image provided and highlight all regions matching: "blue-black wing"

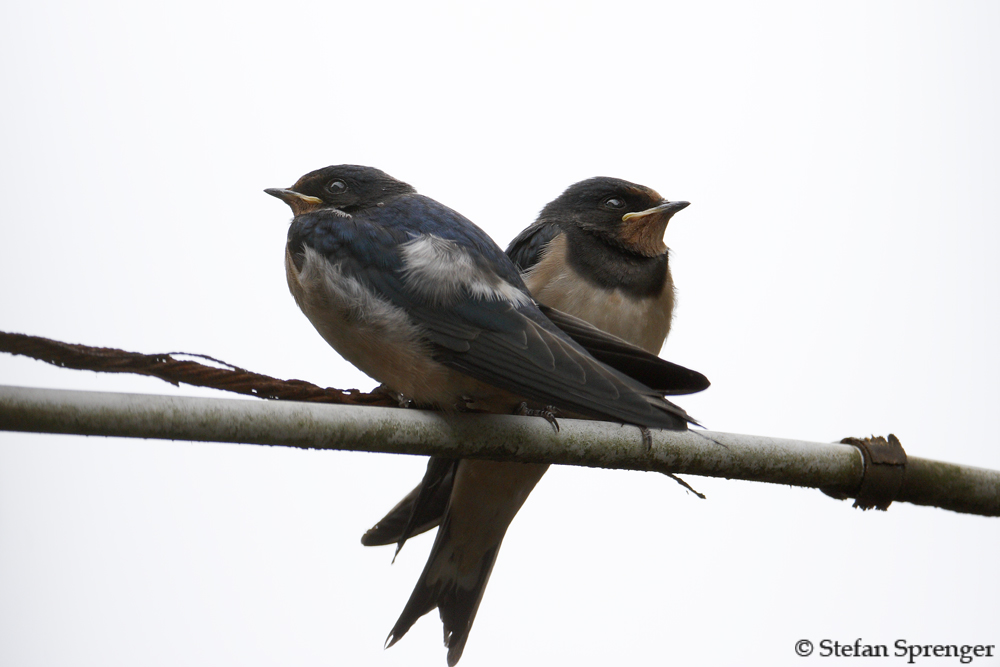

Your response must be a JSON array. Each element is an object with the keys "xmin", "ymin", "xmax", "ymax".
[
  {"xmin": 505, "ymin": 220, "xmax": 561, "ymax": 273},
  {"xmin": 370, "ymin": 269, "xmax": 692, "ymax": 430}
]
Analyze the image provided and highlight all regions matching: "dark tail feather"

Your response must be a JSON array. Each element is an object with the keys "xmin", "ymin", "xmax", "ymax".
[
  {"xmin": 361, "ymin": 457, "xmax": 456, "ymax": 550},
  {"xmin": 362, "ymin": 484, "xmax": 422, "ymax": 546},
  {"xmin": 385, "ymin": 512, "xmax": 500, "ymax": 666},
  {"xmin": 385, "ymin": 460, "xmax": 547, "ymax": 664},
  {"xmin": 440, "ymin": 542, "xmax": 499, "ymax": 667},
  {"xmin": 394, "ymin": 458, "xmax": 458, "ymax": 558}
]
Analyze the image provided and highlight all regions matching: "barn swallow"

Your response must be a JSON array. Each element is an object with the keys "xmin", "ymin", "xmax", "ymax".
[
  {"xmin": 267, "ymin": 166, "xmax": 702, "ymax": 665},
  {"xmin": 509, "ymin": 176, "xmax": 689, "ymax": 353},
  {"xmin": 362, "ymin": 177, "xmax": 705, "ymax": 551}
]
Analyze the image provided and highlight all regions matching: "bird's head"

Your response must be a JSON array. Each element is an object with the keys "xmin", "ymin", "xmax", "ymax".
[
  {"xmin": 266, "ymin": 165, "xmax": 416, "ymax": 216},
  {"xmin": 541, "ymin": 177, "xmax": 689, "ymax": 257}
]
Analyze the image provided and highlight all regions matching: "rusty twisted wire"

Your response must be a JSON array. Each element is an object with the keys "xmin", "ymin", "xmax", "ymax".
[{"xmin": 0, "ymin": 330, "xmax": 398, "ymax": 407}]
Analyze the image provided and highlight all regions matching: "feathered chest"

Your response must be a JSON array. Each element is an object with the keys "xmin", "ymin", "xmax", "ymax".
[{"xmin": 522, "ymin": 234, "xmax": 675, "ymax": 353}]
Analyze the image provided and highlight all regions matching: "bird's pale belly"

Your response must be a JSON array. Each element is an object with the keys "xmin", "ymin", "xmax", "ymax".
[{"xmin": 286, "ymin": 246, "xmax": 515, "ymax": 408}]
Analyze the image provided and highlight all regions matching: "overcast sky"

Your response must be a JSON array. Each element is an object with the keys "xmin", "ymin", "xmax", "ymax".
[{"xmin": 1, "ymin": 1, "xmax": 998, "ymax": 666}]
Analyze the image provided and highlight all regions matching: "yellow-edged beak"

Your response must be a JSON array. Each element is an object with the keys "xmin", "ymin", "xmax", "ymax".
[
  {"xmin": 621, "ymin": 200, "xmax": 690, "ymax": 222},
  {"xmin": 265, "ymin": 188, "xmax": 324, "ymax": 216}
]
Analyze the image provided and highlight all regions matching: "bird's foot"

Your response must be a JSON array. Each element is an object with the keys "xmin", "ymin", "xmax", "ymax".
[
  {"xmin": 373, "ymin": 384, "xmax": 414, "ymax": 408},
  {"xmin": 516, "ymin": 402, "xmax": 560, "ymax": 432}
]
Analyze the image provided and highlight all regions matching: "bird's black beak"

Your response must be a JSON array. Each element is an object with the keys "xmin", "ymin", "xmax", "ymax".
[
  {"xmin": 622, "ymin": 200, "xmax": 690, "ymax": 223},
  {"xmin": 265, "ymin": 188, "xmax": 324, "ymax": 216}
]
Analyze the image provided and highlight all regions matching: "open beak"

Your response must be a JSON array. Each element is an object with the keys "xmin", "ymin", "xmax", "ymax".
[{"xmin": 264, "ymin": 188, "xmax": 324, "ymax": 216}]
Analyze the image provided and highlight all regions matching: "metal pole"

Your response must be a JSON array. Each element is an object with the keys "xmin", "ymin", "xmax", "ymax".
[{"xmin": 1, "ymin": 385, "xmax": 997, "ymax": 517}]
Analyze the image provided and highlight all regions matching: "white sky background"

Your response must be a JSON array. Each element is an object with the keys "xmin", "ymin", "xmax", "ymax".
[{"xmin": 1, "ymin": 1, "xmax": 998, "ymax": 665}]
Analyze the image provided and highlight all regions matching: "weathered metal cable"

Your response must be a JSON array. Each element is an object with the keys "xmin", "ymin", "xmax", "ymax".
[
  {"xmin": 0, "ymin": 330, "xmax": 397, "ymax": 406},
  {"xmin": 1, "ymin": 385, "xmax": 997, "ymax": 517}
]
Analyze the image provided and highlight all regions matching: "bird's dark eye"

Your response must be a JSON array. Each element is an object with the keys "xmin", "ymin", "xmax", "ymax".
[
  {"xmin": 326, "ymin": 179, "xmax": 348, "ymax": 194},
  {"xmin": 604, "ymin": 197, "xmax": 625, "ymax": 209}
]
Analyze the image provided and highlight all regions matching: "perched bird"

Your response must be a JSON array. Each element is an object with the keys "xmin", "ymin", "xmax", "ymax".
[
  {"xmin": 510, "ymin": 176, "xmax": 689, "ymax": 350},
  {"xmin": 267, "ymin": 166, "xmax": 704, "ymax": 666},
  {"xmin": 362, "ymin": 176, "xmax": 704, "ymax": 551}
]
